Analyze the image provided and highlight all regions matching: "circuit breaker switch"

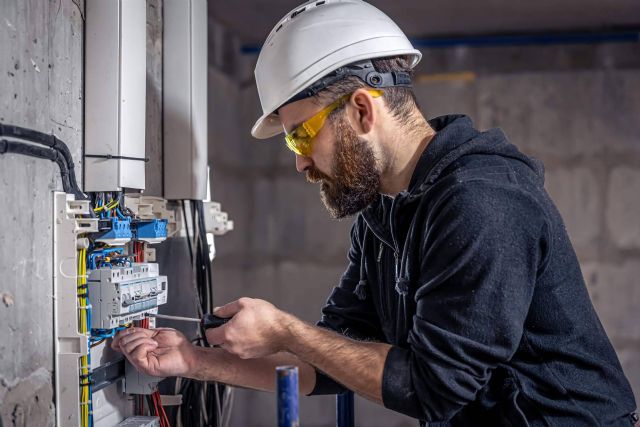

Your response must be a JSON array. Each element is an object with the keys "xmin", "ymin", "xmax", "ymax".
[{"xmin": 88, "ymin": 263, "xmax": 168, "ymax": 329}]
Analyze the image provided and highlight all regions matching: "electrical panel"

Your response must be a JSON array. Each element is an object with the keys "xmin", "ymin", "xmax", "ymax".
[
  {"xmin": 88, "ymin": 264, "xmax": 168, "ymax": 329},
  {"xmin": 84, "ymin": 0, "xmax": 147, "ymax": 191},
  {"xmin": 54, "ymin": 193, "xmax": 176, "ymax": 427}
]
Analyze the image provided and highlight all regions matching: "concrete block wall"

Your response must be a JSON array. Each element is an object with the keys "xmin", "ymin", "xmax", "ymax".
[
  {"xmin": 209, "ymin": 45, "xmax": 640, "ymax": 425},
  {"xmin": 0, "ymin": 1, "xmax": 83, "ymax": 425}
]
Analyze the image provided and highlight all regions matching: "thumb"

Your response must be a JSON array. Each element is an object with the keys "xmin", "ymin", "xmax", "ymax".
[{"xmin": 213, "ymin": 300, "xmax": 242, "ymax": 318}]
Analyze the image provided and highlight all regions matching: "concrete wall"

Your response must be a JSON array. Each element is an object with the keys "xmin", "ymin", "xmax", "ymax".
[
  {"xmin": 209, "ymin": 43, "xmax": 640, "ymax": 426},
  {"xmin": 0, "ymin": 1, "xmax": 83, "ymax": 425},
  {"xmin": 0, "ymin": 1, "xmax": 165, "ymax": 425}
]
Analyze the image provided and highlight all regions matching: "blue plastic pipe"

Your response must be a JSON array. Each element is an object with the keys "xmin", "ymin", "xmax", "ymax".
[
  {"xmin": 240, "ymin": 30, "xmax": 640, "ymax": 54},
  {"xmin": 337, "ymin": 391, "xmax": 355, "ymax": 427},
  {"xmin": 276, "ymin": 366, "xmax": 299, "ymax": 427}
]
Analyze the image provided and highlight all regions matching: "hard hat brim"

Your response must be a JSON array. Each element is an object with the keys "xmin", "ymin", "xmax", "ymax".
[{"xmin": 251, "ymin": 112, "xmax": 283, "ymax": 139}]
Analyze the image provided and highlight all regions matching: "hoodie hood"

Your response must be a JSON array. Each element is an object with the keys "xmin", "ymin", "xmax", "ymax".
[{"xmin": 408, "ymin": 114, "xmax": 545, "ymax": 196}]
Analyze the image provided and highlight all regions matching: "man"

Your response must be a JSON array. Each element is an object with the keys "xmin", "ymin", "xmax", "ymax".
[{"xmin": 114, "ymin": 1, "xmax": 638, "ymax": 425}]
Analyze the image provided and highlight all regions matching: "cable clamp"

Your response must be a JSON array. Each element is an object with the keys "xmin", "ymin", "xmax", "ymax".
[{"xmin": 85, "ymin": 154, "xmax": 149, "ymax": 163}]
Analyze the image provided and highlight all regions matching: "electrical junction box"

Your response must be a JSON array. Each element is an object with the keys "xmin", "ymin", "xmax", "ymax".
[
  {"xmin": 88, "ymin": 263, "xmax": 168, "ymax": 329},
  {"xmin": 163, "ymin": 0, "xmax": 208, "ymax": 200},
  {"xmin": 84, "ymin": 0, "xmax": 147, "ymax": 191}
]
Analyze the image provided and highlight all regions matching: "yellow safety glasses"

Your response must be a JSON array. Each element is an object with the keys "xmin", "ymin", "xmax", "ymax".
[{"xmin": 284, "ymin": 89, "xmax": 383, "ymax": 157}]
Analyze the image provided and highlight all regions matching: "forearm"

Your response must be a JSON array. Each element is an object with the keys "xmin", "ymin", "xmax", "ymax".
[
  {"xmin": 186, "ymin": 346, "xmax": 317, "ymax": 395},
  {"xmin": 282, "ymin": 314, "xmax": 391, "ymax": 403}
]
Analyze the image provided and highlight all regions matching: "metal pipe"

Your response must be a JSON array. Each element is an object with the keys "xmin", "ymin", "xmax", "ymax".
[{"xmin": 276, "ymin": 366, "xmax": 299, "ymax": 427}]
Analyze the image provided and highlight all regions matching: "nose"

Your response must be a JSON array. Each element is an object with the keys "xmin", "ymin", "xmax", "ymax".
[{"xmin": 295, "ymin": 154, "xmax": 313, "ymax": 173}]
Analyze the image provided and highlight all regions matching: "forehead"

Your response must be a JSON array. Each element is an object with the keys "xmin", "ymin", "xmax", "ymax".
[{"xmin": 278, "ymin": 97, "xmax": 323, "ymax": 134}]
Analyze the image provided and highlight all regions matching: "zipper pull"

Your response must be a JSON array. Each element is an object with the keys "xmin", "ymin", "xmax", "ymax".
[{"xmin": 377, "ymin": 242, "xmax": 384, "ymax": 263}]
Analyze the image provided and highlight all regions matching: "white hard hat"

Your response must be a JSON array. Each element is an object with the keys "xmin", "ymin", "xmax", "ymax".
[{"xmin": 251, "ymin": 0, "xmax": 422, "ymax": 139}]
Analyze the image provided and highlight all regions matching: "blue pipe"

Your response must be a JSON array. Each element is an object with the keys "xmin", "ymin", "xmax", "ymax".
[
  {"xmin": 336, "ymin": 391, "xmax": 355, "ymax": 427},
  {"xmin": 276, "ymin": 366, "xmax": 299, "ymax": 427},
  {"xmin": 240, "ymin": 29, "xmax": 640, "ymax": 54}
]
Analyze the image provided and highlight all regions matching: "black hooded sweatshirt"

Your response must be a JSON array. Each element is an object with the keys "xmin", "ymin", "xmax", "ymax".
[{"xmin": 311, "ymin": 115, "xmax": 637, "ymax": 426}]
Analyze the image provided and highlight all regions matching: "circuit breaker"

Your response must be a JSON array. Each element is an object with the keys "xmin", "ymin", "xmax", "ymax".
[{"xmin": 88, "ymin": 263, "xmax": 168, "ymax": 329}]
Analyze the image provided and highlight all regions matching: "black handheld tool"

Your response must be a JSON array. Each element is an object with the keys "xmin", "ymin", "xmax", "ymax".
[
  {"xmin": 201, "ymin": 313, "xmax": 230, "ymax": 329},
  {"xmin": 146, "ymin": 313, "xmax": 231, "ymax": 329}
]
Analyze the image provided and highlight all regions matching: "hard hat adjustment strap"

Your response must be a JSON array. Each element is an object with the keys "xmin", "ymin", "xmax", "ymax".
[{"xmin": 280, "ymin": 59, "xmax": 412, "ymax": 109}]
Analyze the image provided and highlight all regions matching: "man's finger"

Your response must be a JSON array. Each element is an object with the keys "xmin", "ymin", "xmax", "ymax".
[
  {"xmin": 205, "ymin": 324, "xmax": 228, "ymax": 346},
  {"xmin": 213, "ymin": 300, "xmax": 243, "ymax": 318},
  {"xmin": 113, "ymin": 327, "xmax": 154, "ymax": 349},
  {"xmin": 117, "ymin": 330, "xmax": 154, "ymax": 349},
  {"xmin": 127, "ymin": 341, "xmax": 159, "ymax": 372},
  {"xmin": 121, "ymin": 336, "xmax": 158, "ymax": 356}
]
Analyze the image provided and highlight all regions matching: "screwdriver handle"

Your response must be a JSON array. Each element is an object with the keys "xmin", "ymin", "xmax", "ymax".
[{"xmin": 201, "ymin": 314, "xmax": 231, "ymax": 329}]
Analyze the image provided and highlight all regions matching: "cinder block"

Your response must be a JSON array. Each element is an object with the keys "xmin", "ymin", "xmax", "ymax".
[
  {"xmin": 544, "ymin": 167, "xmax": 602, "ymax": 251},
  {"xmin": 581, "ymin": 261, "xmax": 640, "ymax": 340},
  {"xmin": 275, "ymin": 261, "xmax": 347, "ymax": 323},
  {"xmin": 209, "ymin": 170, "xmax": 252, "ymax": 258},
  {"xmin": 239, "ymin": 84, "xmax": 282, "ymax": 170},
  {"xmin": 476, "ymin": 71, "xmax": 603, "ymax": 158},
  {"xmin": 593, "ymin": 71, "xmax": 640, "ymax": 155},
  {"xmin": 273, "ymin": 177, "xmax": 353, "ymax": 261},
  {"xmin": 605, "ymin": 167, "xmax": 640, "ymax": 249},
  {"xmin": 209, "ymin": 67, "xmax": 245, "ymax": 169},
  {"xmin": 414, "ymin": 78, "xmax": 478, "ymax": 121},
  {"xmin": 250, "ymin": 176, "xmax": 353, "ymax": 261}
]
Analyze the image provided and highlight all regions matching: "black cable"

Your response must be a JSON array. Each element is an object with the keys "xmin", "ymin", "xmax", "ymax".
[
  {"xmin": 175, "ymin": 200, "xmax": 225, "ymax": 427},
  {"xmin": 0, "ymin": 138, "xmax": 72, "ymax": 193},
  {"xmin": 0, "ymin": 123, "xmax": 87, "ymax": 199}
]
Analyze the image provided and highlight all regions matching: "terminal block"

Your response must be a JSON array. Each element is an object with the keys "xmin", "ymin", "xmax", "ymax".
[
  {"xmin": 133, "ymin": 219, "xmax": 168, "ymax": 244},
  {"xmin": 95, "ymin": 217, "xmax": 133, "ymax": 245},
  {"xmin": 124, "ymin": 359, "xmax": 164, "ymax": 395},
  {"xmin": 88, "ymin": 263, "xmax": 168, "ymax": 329}
]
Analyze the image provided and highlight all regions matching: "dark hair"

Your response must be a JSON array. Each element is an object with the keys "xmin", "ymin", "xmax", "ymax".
[{"xmin": 314, "ymin": 55, "xmax": 420, "ymax": 127}]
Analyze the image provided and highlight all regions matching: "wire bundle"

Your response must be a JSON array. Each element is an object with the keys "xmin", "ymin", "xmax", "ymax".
[
  {"xmin": 135, "ymin": 317, "xmax": 171, "ymax": 427},
  {"xmin": 77, "ymin": 248, "xmax": 93, "ymax": 427},
  {"xmin": 175, "ymin": 200, "xmax": 233, "ymax": 427},
  {"xmin": 0, "ymin": 123, "xmax": 86, "ymax": 199},
  {"xmin": 150, "ymin": 391, "xmax": 171, "ymax": 427}
]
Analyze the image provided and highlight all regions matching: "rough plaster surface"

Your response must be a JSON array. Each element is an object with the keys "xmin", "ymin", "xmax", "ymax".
[{"xmin": 0, "ymin": 0, "xmax": 83, "ymax": 425}]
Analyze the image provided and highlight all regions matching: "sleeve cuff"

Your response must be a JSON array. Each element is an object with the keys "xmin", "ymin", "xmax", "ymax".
[
  {"xmin": 308, "ymin": 368, "xmax": 348, "ymax": 395},
  {"xmin": 382, "ymin": 345, "xmax": 424, "ymax": 419}
]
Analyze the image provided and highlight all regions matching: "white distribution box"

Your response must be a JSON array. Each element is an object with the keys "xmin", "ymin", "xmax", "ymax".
[
  {"xmin": 84, "ymin": 0, "xmax": 147, "ymax": 191},
  {"xmin": 163, "ymin": 0, "xmax": 208, "ymax": 200}
]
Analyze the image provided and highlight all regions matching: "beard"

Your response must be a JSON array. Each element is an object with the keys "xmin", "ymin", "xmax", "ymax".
[{"xmin": 306, "ymin": 112, "xmax": 381, "ymax": 219}]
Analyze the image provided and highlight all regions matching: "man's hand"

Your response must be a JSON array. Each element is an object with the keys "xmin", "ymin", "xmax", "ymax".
[
  {"xmin": 112, "ymin": 327, "xmax": 196, "ymax": 377},
  {"xmin": 206, "ymin": 297, "xmax": 289, "ymax": 359}
]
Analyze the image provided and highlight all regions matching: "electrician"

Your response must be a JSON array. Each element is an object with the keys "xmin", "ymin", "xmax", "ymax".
[{"xmin": 114, "ymin": 1, "xmax": 638, "ymax": 425}]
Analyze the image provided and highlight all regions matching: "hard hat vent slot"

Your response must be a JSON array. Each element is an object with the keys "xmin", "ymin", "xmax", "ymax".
[
  {"xmin": 316, "ymin": 1, "xmax": 326, "ymax": 5},
  {"xmin": 291, "ymin": 7, "xmax": 306, "ymax": 19}
]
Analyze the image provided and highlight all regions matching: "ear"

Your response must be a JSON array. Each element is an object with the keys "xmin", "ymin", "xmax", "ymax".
[{"xmin": 346, "ymin": 88, "xmax": 377, "ymax": 135}]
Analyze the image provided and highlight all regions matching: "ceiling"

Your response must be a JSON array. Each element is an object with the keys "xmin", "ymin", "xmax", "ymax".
[{"xmin": 209, "ymin": 0, "xmax": 640, "ymax": 46}]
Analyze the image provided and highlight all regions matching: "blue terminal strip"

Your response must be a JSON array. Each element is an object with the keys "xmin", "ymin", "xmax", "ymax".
[
  {"xmin": 134, "ymin": 219, "xmax": 168, "ymax": 242},
  {"xmin": 95, "ymin": 217, "xmax": 133, "ymax": 243}
]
